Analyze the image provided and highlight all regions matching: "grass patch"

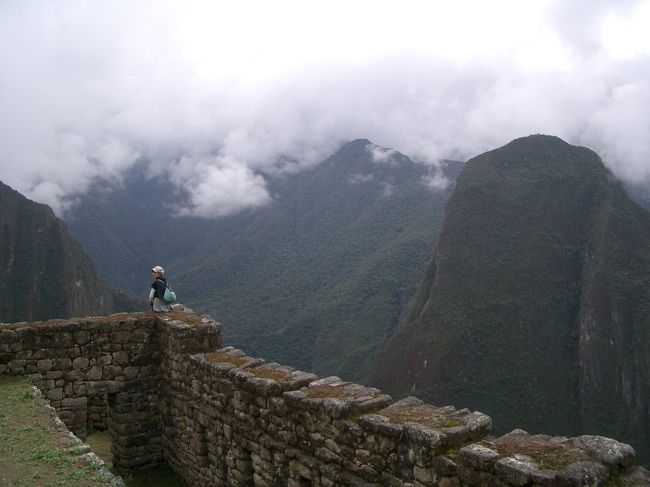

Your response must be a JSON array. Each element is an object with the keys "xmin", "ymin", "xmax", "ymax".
[
  {"xmin": 85, "ymin": 430, "xmax": 113, "ymax": 465},
  {"xmin": 248, "ymin": 366, "xmax": 291, "ymax": 382},
  {"xmin": 204, "ymin": 351, "xmax": 249, "ymax": 367},
  {"xmin": 0, "ymin": 375, "xmax": 114, "ymax": 486},
  {"xmin": 157, "ymin": 311, "xmax": 209, "ymax": 326}
]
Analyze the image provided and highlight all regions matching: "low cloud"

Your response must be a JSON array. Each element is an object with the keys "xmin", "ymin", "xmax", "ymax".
[
  {"xmin": 0, "ymin": 1, "xmax": 649, "ymax": 217},
  {"xmin": 168, "ymin": 155, "xmax": 271, "ymax": 218},
  {"xmin": 422, "ymin": 171, "xmax": 452, "ymax": 191},
  {"xmin": 349, "ymin": 173, "xmax": 375, "ymax": 184},
  {"xmin": 367, "ymin": 143, "xmax": 397, "ymax": 164},
  {"xmin": 381, "ymin": 183, "xmax": 395, "ymax": 198}
]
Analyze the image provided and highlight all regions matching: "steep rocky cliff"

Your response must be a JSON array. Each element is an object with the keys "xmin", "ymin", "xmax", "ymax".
[
  {"xmin": 0, "ymin": 181, "xmax": 134, "ymax": 322},
  {"xmin": 373, "ymin": 135, "xmax": 650, "ymax": 463}
]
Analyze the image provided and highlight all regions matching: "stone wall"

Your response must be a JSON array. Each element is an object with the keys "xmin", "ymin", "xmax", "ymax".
[
  {"xmin": 0, "ymin": 311, "xmax": 220, "ymax": 472},
  {"xmin": 1, "ymin": 312, "xmax": 649, "ymax": 486}
]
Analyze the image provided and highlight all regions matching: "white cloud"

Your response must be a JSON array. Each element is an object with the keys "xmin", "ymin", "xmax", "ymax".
[
  {"xmin": 422, "ymin": 172, "xmax": 452, "ymax": 191},
  {"xmin": 367, "ymin": 143, "xmax": 397, "ymax": 164},
  {"xmin": 0, "ymin": 0, "xmax": 649, "ymax": 217},
  {"xmin": 168, "ymin": 155, "xmax": 271, "ymax": 218},
  {"xmin": 381, "ymin": 183, "xmax": 395, "ymax": 198},
  {"xmin": 582, "ymin": 81, "xmax": 650, "ymax": 181},
  {"xmin": 349, "ymin": 173, "xmax": 375, "ymax": 184}
]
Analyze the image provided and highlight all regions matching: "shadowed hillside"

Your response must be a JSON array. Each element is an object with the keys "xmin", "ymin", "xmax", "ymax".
[
  {"xmin": 0, "ymin": 181, "xmax": 140, "ymax": 322},
  {"xmin": 373, "ymin": 135, "xmax": 650, "ymax": 465}
]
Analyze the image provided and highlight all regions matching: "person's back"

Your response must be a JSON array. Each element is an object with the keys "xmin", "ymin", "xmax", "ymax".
[{"xmin": 149, "ymin": 265, "xmax": 173, "ymax": 312}]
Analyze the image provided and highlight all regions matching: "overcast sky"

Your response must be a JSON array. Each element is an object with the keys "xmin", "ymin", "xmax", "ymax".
[{"xmin": 1, "ymin": 0, "xmax": 649, "ymax": 217}]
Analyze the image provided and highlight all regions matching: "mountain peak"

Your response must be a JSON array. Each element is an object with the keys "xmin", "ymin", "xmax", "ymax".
[{"xmin": 373, "ymin": 135, "xmax": 650, "ymax": 463}]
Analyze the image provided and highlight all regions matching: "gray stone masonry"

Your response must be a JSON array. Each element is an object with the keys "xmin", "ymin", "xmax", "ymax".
[
  {"xmin": 1, "ymin": 312, "xmax": 649, "ymax": 486},
  {"xmin": 0, "ymin": 311, "xmax": 220, "ymax": 473}
]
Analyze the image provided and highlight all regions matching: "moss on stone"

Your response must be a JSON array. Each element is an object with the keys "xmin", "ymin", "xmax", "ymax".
[
  {"xmin": 248, "ymin": 366, "xmax": 291, "ymax": 382},
  {"xmin": 492, "ymin": 435, "xmax": 596, "ymax": 470},
  {"xmin": 204, "ymin": 351, "xmax": 248, "ymax": 367}
]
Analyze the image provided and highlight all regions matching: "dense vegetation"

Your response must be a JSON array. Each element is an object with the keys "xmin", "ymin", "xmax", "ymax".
[
  {"xmin": 373, "ymin": 135, "xmax": 650, "ymax": 465},
  {"xmin": 0, "ymin": 181, "xmax": 140, "ymax": 323},
  {"xmin": 66, "ymin": 140, "xmax": 462, "ymax": 383}
]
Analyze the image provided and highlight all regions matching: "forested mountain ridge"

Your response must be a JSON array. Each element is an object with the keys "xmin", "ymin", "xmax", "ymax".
[
  {"xmin": 65, "ymin": 140, "xmax": 463, "ymax": 383},
  {"xmin": 372, "ymin": 134, "xmax": 650, "ymax": 464},
  {"xmin": 174, "ymin": 140, "xmax": 463, "ymax": 382},
  {"xmin": 0, "ymin": 181, "xmax": 138, "ymax": 322}
]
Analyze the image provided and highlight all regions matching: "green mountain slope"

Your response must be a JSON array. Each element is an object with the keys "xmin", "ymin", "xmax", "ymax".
[
  {"xmin": 0, "ymin": 181, "xmax": 139, "ymax": 322},
  {"xmin": 64, "ymin": 167, "xmax": 208, "ymax": 295},
  {"xmin": 373, "ymin": 135, "xmax": 650, "ymax": 464},
  {"xmin": 65, "ymin": 140, "xmax": 461, "ymax": 382},
  {"xmin": 177, "ymin": 140, "xmax": 461, "ymax": 382}
]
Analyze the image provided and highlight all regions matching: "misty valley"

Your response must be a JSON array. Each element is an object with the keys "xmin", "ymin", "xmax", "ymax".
[{"xmin": 2, "ymin": 134, "xmax": 650, "ymax": 475}]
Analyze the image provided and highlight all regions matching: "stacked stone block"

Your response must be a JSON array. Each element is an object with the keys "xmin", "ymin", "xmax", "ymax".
[
  {"xmin": 0, "ymin": 311, "xmax": 220, "ymax": 474},
  {"xmin": 160, "ymin": 345, "xmax": 648, "ymax": 486},
  {"xmin": 2, "ymin": 312, "xmax": 650, "ymax": 486}
]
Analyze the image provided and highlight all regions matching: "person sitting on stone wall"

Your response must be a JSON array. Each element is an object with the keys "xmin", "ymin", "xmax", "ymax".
[{"xmin": 149, "ymin": 265, "xmax": 173, "ymax": 312}]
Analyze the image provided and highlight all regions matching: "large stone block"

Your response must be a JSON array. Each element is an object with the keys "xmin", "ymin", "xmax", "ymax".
[
  {"xmin": 85, "ymin": 365, "xmax": 103, "ymax": 380},
  {"xmin": 37, "ymin": 359, "xmax": 53, "ymax": 372}
]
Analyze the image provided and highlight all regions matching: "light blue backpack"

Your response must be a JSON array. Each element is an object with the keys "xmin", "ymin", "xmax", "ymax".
[
  {"xmin": 157, "ymin": 278, "xmax": 177, "ymax": 304},
  {"xmin": 163, "ymin": 285, "xmax": 177, "ymax": 304}
]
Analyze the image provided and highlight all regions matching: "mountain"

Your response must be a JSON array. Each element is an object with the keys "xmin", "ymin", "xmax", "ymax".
[
  {"xmin": 65, "ymin": 140, "xmax": 463, "ymax": 382},
  {"xmin": 372, "ymin": 135, "xmax": 650, "ymax": 464},
  {"xmin": 175, "ymin": 140, "xmax": 463, "ymax": 382},
  {"xmin": 624, "ymin": 181, "xmax": 650, "ymax": 210},
  {"xmin": 63, "ymin": 164, "xmax": 198, "ymax": 294},
  {"xmin": 0, "ymin": 181, "xmax": 140, "ymax": 322}
]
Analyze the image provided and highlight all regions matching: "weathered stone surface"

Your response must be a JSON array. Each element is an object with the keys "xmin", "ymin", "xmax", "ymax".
[
  {"xmin": 113, "ymin": 351, "xmax": 130, "ymax": 366},
  {"xmin": 45, "ymin": 370, "xmax": 64, "ymax": 380},
  {"xmin": 73, "ymin": 331, "xmax": 91, "ymax": 345},
  {"xmin": 558, "ymin": 461, "xmax": 609, "ymax": 486},
  {"xmin": 37, "ymin": 359, "xmax": 53, "ymax": 372},
  {"xmin": 358, "ymin": 414, "xmax": 404, "ymax": 438},
  {"xmin": 97, "ymin": 354, "xmax": 113, "ymax": 366},
  {"xmin": 460, "ymin": 443, "xmax": 501, "ymax": 472},
  {"xmin": 432, "ymin": 455, "xmax": 458, "ymax": 477},
  {"xmin": 616, "ymin": 466, "xmax": 650, "ymax": 486},
  {"xmin": 61, "ymin": 397, "xmax": 88, "ymax": 409},
  {"xmin": 572, "ymin": 435, "xmax": 636, "ymax": 468},
  {"xmin": 47, "ymin": 387, "xmax": 63, "ymax": 400},
  {"xmin": 414, "ymin": 465, "xmax": 434, "ymax": 484},
  {"xmin": 72, "ymin": 357, "xmax": 89, "ymax": 369},
  {"xmin": 1, "ymin": 312, "xmax": 648, "ymax": 487},
  {"xmin": 53, "ymin": 358, "xmax": 72, "ymax": 370}
]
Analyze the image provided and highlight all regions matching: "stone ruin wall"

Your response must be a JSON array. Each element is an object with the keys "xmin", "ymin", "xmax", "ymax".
[{"xmin": 1, "ymin": 311, "xmax": 649, "ymax": 487}]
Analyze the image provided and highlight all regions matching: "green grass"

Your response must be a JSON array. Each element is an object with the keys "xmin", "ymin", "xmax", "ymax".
[
  {"xmin": 0, "ymin": 375, "xmax": 118, "ymax": 487},
  {"xmin": 0, "ymin": 374, "xmax": 185, "ymax": 487}
]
